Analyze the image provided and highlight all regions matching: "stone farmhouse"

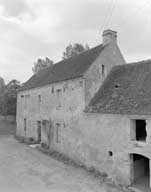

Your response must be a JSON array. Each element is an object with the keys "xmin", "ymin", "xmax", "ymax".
[{"xmin": 16, "ymin": 29, "xmax": 151, "ymax": 189}]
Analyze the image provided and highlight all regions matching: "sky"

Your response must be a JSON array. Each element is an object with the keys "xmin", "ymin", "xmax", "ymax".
[{"xmin": 0, "ymin": 0, "xmax": 151, "ymax": 83}]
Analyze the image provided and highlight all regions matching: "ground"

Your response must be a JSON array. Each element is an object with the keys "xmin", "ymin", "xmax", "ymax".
[{"xmin": 0, "ymin": 120, "xmax": 129, "ymax": 192}]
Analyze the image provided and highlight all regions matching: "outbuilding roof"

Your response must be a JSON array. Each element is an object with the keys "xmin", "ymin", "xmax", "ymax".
[
  {"xmin": 86, "ymin": 59, "xmax": 151, "ymax": 115},
  {"xmin": 19, "ymin": 44, "xmax": 105, "ymax": 91}
]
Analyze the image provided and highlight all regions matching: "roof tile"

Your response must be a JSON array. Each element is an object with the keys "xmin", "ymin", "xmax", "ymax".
[
  {"xmin": 87, "ymin": 59, "xmax": 151, "ymax": 115},
  {"xmin": 19, "ymin": 44, "xmax": 104, "ymax": 91}
]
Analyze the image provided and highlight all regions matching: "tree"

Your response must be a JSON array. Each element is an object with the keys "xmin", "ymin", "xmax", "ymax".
[
  {"xmin": 2, "ymin": 80, "xmax": 21, "ymax": 116},
  {"xmin": 0, "ymin": 77, "xmax": 5, "ymax": 89},
  {"xmin": 62, "ymin": 43, "xmax": 90, "ymax": 59},
  {"xmin": 32, "ymin": 57, "xmax": 54, "ymax": 74},
  {"xmin": 0, "ymin": 76, "xmax": 5, "ymax": 114}
]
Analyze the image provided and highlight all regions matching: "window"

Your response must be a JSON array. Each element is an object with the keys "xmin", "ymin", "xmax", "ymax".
[
  {"xmin": 115, "ymin": 84, "xmax": 120, "ymax": 88},
  {"xmin": 52, "ymin": 86, "xmax": 54, "ymax": 93},
  {"xmin": 24, "ymin": 118, "xmax": 27, "ymax": 132},
  {"xmin": 38, "ymin": 95, "xmax": 41, "ymax": 102},
  {"xmin": 79, "ymin": 80, "xmax": 83, "ymax": 87},
  {"xmin": 130, "ymin": 119, "xmax": 147, "ymax": 141},
  {"xmin": 42, "ymin": 120, "xmax": 50, "ymax": 136},
  {"xmin": 108, "ymin": 151, "xmax": 113, "ymax": 156},
  {"xmin": 56, "ymin": 123, "xmax": 61, "ymax": 143},
  {"xmin": 37, "ymin": 121, "xmax": 41, "ymax": 142},
  {"xmin": 56, "ymin": 89, "xmax": 62, "ymax": 108},
  {"xmin": 102, "ymin": 64, "xmax": 105, "ymax": 75},
  {"xmin": 38, "ymin": 95, "xmax": 42, "ymax": 112}
]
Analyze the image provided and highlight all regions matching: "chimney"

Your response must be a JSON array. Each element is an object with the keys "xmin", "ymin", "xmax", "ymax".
[{"xmin": 102, "ymin": 29, "xmax": 117, "ymax": 45}]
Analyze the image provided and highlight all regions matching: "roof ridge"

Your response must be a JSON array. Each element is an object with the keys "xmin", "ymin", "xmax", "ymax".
[
  {"xmin": 19, "ymin": 43, "xmax": 105, "ymax": 92},
  {"xmin": 127, "ymin": 59, "xmax": 151, "ymax": 65},
  {"xmin": 110, "ymin": 59, "xmax": 151, "ymax": 72},
  {"xmin": 53, "ymin": 43, "xmax": 104, "ymax": 66}
]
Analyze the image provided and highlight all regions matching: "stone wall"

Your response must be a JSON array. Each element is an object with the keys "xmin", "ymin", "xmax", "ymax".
[
  {"xmin": 16, "ymin": 77, "xmax": 85, "ymax": 142},
  {"xmin": 52, "ymin": 112, "xmax": 151, "ymax": 186},
  {"xmin": 16, "ymin": 39, "xmax": 133, "ymax": 186},
  {"xmin": 53, "ymin": 112, "xmax": 131, "ymax": 185}
]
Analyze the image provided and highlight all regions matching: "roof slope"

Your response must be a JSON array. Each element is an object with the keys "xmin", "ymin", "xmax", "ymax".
[
  {"xmin": 87, "ymin": 60, "xmax": 151, "ymax": 115},
  {"xmin": 19, "ymin": 44, "xmax": 104, "ymax": 91}
]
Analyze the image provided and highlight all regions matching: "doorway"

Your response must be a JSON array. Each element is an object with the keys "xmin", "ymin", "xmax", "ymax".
[
  {"xmin": 37, "ymin": 121, "xmax": 41, "ymax": 143},
  {"xmin": 131, "ymin": 154, "xmax": 150, "ymax": 190}
]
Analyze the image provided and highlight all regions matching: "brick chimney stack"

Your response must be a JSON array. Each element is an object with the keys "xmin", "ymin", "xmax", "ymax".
[{"xmin": 102, "ymin": 29, "xmax": 117, "ymax": 45}]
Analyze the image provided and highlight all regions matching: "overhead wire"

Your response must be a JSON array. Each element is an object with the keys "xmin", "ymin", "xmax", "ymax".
[
  {"xmin": 95, "ymin": 0, "xmax": 117, "ymax": 44},
  {"xmin": 99, "ymin": 0, "xmax": 115, "ymax": 32},
  {"xmin": 102, "ymin": 0, "xmax": 117, "ymax": 30}
]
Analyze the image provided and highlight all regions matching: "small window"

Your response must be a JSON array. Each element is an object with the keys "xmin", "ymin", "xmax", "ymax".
[
  {"xmin": 79, "ymin": 81, "xmax": 83, "ymax": 87},
  {"xmin": 56, "ymin": 123, "xmax": 61, "ymax": 143},
  {"xmin": 102, "ymin": 65, "xmax": 105, "ymax": 75},
  {"xmin": 21, "ymin": 95, "xmax": 24, "ymax": 98},
  {"xmin": 38, "ymin": 95, "xmax": 41, "ymax": 102},
  {"xmin": 52, "ymin": 86, "xmax": 54, "ymax": 93},
  {"xmin": 24, "ymin": 118, "xmax": 27, "ymax": 132},
  {"xmin": 115, "ymin": 84, "xmax": 119, "ymax": 88},
  {"xmin": 56, "ymin": 89, "xmax": 62, "ymax": 108},
  {"xmin": 108, "ymin": 151, "xmax": 113, "ymax": 156},
  {"xmin": 56, "ymin": 89, "xmax": 61, "ymax": 93}
]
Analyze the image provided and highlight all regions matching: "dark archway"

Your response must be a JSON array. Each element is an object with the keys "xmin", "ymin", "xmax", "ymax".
[{"xmin": 130, "ymin": 154, "xmax": 150, "ymax": 191}]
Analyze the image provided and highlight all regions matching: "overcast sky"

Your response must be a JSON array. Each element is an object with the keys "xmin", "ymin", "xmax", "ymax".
[{"xmin": 0, "ymin": 0, "xmax": 151, "ymax": 83}]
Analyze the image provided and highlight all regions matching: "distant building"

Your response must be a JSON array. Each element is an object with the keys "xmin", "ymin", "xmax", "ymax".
[{"xmin": 16, "ymin": 29, "xmax": 151, "ymax": 190}]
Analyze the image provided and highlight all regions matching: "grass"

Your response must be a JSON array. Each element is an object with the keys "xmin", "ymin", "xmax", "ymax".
[
  {"xmin": 38, "ymin": 145, "xmax": 108, "ymax": 181},
  {"xmin": 0, "ymin": 120, "xmax": 16, "ymax": 135}
]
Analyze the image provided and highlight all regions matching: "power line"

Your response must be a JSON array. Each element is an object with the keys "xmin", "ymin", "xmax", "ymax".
[
  {"xmin": 102, "ymin": 0, "xmax": 117, "ymax": 30},
  {"xmin": 99, "ymin": 0, "xmax": 115, "ymax": 32},
  {"xmin": 95, "ymin": 0, "xmax": 117, "ymax": 44}
]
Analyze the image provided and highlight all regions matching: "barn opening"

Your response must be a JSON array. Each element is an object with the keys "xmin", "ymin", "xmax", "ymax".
[
  {"xmin": 136, "ymin": 120, "xmax": 147, "ymax": 141},
  {"xmin": 131, "ymin": 154, "xmax": 150, "ymax": 190},
  {"xmin": 131, "ymin": 120, "xmax": 147, "ymax": 141}
]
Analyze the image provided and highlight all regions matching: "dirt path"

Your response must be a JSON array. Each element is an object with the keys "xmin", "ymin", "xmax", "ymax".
[{"xmin": 0, "ymin": 136, "xmax": 131, "ymax": 192}]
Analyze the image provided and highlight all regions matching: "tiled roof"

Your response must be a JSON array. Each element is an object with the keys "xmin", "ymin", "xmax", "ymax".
[
  {"xmin": 19, "ymin": 44, "xmax": 105, "ymax": 91},
  {"xmin": 86, "ymin": 59, "xmax": 151, "ymax": 115}
]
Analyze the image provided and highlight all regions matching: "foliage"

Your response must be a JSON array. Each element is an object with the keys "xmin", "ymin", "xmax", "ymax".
[
  {"xmin": 62, "ymin": 43, "xmax": 90, "ymax": 59},
  {"xmin": 32, "ymin": 57, "xmax": 54, "ymax": 74},
  {"xmin": 0, "ymin": 79, "xmax": 21, "ymax": 116},
  {"xmin": 0, "ymin": 77, "xmax": 5, "ymax": 115},
  {"xmin": 42, "ymin": 119, "xmax": 53, "ymax": 148},
  {"xmin": 0, "ymin": 77, "xmax": 5, "ymax": 88}
]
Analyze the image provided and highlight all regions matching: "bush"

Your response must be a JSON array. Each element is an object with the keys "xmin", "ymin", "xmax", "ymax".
[{"xmin": 41, "ymin": 142, "xmax": 49, "ymax": 149}]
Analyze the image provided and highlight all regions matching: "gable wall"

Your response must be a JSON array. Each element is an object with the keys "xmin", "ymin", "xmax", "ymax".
[{"xmin": 84, "ymin": 43, "xmax": 126, "ymax": 105}]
